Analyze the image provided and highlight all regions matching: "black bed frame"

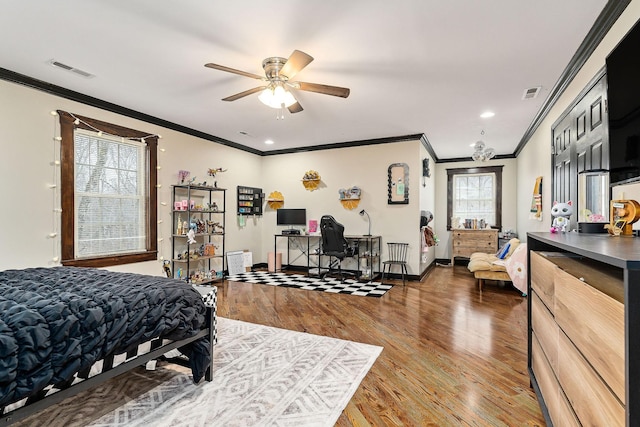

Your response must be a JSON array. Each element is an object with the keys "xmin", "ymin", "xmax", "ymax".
[{"xmin": 0, "ymin": 306, "xmax": 216, "ymax": 426}]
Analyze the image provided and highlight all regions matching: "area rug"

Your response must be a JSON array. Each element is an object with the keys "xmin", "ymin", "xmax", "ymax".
[
  {"xmin": 226, "ymin": 271, "xmax": 393, "ymax": 297},
  {"xmin": 17, "ymin": 318, "xmax": 382, "ymax": 427}
]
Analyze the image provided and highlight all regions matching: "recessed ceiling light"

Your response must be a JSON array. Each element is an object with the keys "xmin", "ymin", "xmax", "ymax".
[
  {"xmin": 480, "ymin": 111, "xmax": 495, "ymax": 118},
  {"xmin": 265, "ymin": 139, "xmax": 274, "ymax": 145}
]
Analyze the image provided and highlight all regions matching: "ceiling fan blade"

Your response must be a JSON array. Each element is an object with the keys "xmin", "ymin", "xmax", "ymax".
[
  {"xmin": 288, "ymin": 102, "xmax": 304, "ymax": 114},
  {"xmin": 205, "ymin": 63, "xmax": 264, "ymax": 80},
  {"xmin": 222, "ymin": 86, "xmax": 266, "ymax": 102},
  {"xmin": 296, "ymin": 81, "xmax": 350, "ymax": 98},
  {"xmin": 280, "ymin": 50, "xmax": 314, "ymax": 79}
]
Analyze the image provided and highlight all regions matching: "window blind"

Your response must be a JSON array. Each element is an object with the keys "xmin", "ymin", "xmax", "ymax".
[{"xmin": 74, "ymin": 130, "xmax": 146, "ymax": 258}]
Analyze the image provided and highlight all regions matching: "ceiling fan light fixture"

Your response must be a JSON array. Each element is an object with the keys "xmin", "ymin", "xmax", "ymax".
[{"xmin": 258, "ymin": 84, "xmax": 297, "ymax": 109}]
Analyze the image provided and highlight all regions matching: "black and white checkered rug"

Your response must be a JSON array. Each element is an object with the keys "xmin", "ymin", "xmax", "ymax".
[{"xmin": 226, "ymin": 271, "xmax": 393, "ymax": 297}]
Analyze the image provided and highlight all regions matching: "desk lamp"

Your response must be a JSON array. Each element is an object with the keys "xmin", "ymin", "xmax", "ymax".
[{"xmin": 359, "ymin": 209, "xmax": 372, "ymax": 236}]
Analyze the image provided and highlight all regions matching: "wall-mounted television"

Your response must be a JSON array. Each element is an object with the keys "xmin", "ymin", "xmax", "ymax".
[
  {"xmin": 607, "ymin": 18, "xmax": 640, "ymax": 186},
  {"xmin": 276, "ymin": 208, "xmax": 306, "ymax": 230}
]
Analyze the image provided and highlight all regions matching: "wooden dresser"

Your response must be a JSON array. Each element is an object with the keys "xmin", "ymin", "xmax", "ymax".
[
  {"xmin": 528, "ymin": 232, "xmax": 640, "ymax": 426},
  {"xmin": 450, "ymin": 229, "xmax": 498, "ymax": 265}
]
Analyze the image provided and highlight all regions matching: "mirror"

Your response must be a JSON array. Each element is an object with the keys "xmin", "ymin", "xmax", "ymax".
[
  {"xmin": 388, "ymin": 163, "xmax": 409, "ymax": 204},
  {"xmin": 578, "ymin": 171, "xmax": 609, "ymax": 222}
]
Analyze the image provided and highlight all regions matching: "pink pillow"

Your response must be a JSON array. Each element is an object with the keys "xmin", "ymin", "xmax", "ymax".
[{"xmin": 505, "ymin": 244, "xmax": 527, "ymax": 295}]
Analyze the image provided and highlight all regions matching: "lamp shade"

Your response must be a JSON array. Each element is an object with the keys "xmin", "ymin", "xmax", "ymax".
[
  {"xmin": 359, "ymin": 209, "xmax": 372, "ymax": 236},
  {"xmin": 258, "ymin": 84, "xmax": 297, "ymax": 109}
]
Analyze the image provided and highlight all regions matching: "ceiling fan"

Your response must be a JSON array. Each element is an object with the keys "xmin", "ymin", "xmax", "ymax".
[{"xmin": 205, "ymin": 50, "xmax": 350, "ymax": 115}]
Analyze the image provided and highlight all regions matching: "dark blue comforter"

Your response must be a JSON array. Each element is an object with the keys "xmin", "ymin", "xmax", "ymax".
[{"xmin": 0, "ymin": 267, "xmax": 210, "ymax": 407}]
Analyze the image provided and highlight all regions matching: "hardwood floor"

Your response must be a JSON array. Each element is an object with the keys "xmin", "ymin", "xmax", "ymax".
[{"xmin": 217, "ymin": 265, "xmax": 545, "ymax": 426}]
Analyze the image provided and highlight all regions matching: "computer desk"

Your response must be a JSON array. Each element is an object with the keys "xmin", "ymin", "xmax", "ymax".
[{"xmin": 273, "ymin": 234, "xmax": 382, "ymax": 281}]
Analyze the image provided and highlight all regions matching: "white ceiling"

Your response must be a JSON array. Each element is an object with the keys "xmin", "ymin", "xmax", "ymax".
[{"xmin": 0, "ymin": 0, "xmax": 609, "ymax": 159}]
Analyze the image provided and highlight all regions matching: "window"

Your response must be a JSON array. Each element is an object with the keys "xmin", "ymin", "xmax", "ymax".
[
  {"xmin": 447, "ymin": 166, "xmax": 502, "ymax": 230},
  {"xmin": 59, "ymin": 111, "xmax": 158, "ymax": 267}
]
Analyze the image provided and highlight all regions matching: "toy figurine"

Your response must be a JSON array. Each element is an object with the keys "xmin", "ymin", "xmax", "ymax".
[
  {"xmin": 187, "ymin": 222, "xmax": 197, "ymax": 244},
  {"xmin": 176, "ymin": 215, "xmax": 183, "ymax": 235},
  {"xmin": 162, "ymin": 260, "xmax": 171, "ymax": 278},
  {"xmin": 208, "ymin": 167, "xmax": 227, "ymax": 177},
  {"xmin": 550, "ymin": 201, "xmax": 573, "ymax": 233}
]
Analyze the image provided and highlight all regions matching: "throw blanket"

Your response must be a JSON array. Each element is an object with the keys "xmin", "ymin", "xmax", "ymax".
[
  {"xmin": 0, "ymin": 267, "xmax": 210, "ymax": 408},
  {"xmin": 505, "ymin": 244, "xmax": 528, "ymax": 295}
]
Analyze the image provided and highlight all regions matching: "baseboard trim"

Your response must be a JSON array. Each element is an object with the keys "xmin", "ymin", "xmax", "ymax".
[{"xmin": 248, "ymin": 263, "xmax": 424, "ymax": 282}]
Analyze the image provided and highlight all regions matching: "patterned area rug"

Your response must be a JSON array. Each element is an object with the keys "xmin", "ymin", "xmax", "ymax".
[
  {"xmin": 16, "ymin": 318, "xmax": 382, "ymax": 427},
  {"xmin": 227, "ymin": 271, "xmax": 393, "ymax": 297}
]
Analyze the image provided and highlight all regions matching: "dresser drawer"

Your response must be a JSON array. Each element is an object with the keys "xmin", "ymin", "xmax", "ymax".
[
  {"xmin": 531, "ymin": 292, "xmax": 558, "ymax": 372},
  {"xmin": 533, "ymin": 332, "xmax": 581, "ymax": 427},
  {"xmin": 452, "ymin": 230, "xmax": 496, "ymax": 242},
  {"xmin": 530, "ymin": 252, "xmax": 556, "ymax": 311},
  {"xmin": 556, "ymin": 385, "xmax": 581, "ymax": 427},
  {"xmin": 555, "ymin": 266, "xmax": 625, "ymax": 403},
  {"xmin": 558, "ymin": 331, "xmax": 625, "ymax": 426},
  {"xmin": 532, "ymin": 333, "xmax": 560, "ymax": 425}
]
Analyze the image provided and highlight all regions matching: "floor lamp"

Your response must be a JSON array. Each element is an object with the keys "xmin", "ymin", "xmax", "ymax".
[{"xmin": 359, "ymin": 209, "xmax": 372, "ymax": 236}]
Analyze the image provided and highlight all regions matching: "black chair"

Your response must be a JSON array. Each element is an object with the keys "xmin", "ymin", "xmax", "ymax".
[
  {"xmin": 381, "ymin": 242, "xmax": 409, "ymax": 285},
  {"xmin": 320, "ymin": 215, "xmax": 358, "ymax": 282}
]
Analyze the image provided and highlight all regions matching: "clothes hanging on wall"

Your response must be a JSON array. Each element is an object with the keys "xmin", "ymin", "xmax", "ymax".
[
  {"xmin": 423, "ymin": 226, "xmax": 436, "ymax": 247},
  {"xmin": 421, "ymin": 226, "xmax": 437, "ymax": 263}
]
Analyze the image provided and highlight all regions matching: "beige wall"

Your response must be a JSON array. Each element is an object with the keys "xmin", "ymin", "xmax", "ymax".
[
  {"xmin": 260, "ymin": 140, "xmax": 428, "ymax": 275},
  {"xmin": 434, "ymin": 158, "xmax": 518, "ymax": 260},
  {"xmin": 517, "ymin": 0, "xmax": 640, "ymax": 235},
  {"xmin": 0, "ymin": 79, "xmax": 429, "ymax": 275},
  {"xmin": 0, "ymin": 79, "xmax": 262, "ymax": 274}
]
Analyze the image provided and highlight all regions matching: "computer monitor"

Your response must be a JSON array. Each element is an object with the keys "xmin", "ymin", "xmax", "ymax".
[{"xmin": 276, "ymin": 208, "xmax": 306, "ymax": 232}]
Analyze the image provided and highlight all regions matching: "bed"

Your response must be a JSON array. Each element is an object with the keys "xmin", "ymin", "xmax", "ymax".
[{"xmin": 0, "ymin": 266, "xmax": 217, "ymax": 426}]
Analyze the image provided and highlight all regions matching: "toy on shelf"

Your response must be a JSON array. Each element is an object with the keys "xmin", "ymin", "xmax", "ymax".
[
  {"xmin": 339, "ymin": 186, "xmax": 361, "ymax": 210},
  {"xmin": 178, "ymin": 170, "xmax": 190, "ymax": 184},
  {"xmin": 208, "ymin": 167, "xmax": 227, "ymax": 177},
  {"xmin": 186, "ymin": 222, "xmax": 197, "ymax": 244},
  {"xmin": 605, "ymin": 199, "xmax": 640, "ymax": 236},
  {"xmin": 550, "ymin": 200, "xmax": 572, "ymax": 233},
  {"xmin": 302, "ymin": 170, "xmax": 321, "ymax": 191}
]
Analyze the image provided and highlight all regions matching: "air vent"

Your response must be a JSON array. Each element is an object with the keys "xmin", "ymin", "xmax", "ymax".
[
  {"xmin": 48, "ymin": 59, "xmax": 95, "ymax": 78},
  {"xmin": 522, "ymin": 86, "xmax": 541, "ymax": 100}
]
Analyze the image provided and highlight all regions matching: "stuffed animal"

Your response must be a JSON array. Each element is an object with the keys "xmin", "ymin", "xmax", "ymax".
[{"xmin": 550, "ymin": 200, "xmax": 573, "ymax": 233}]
